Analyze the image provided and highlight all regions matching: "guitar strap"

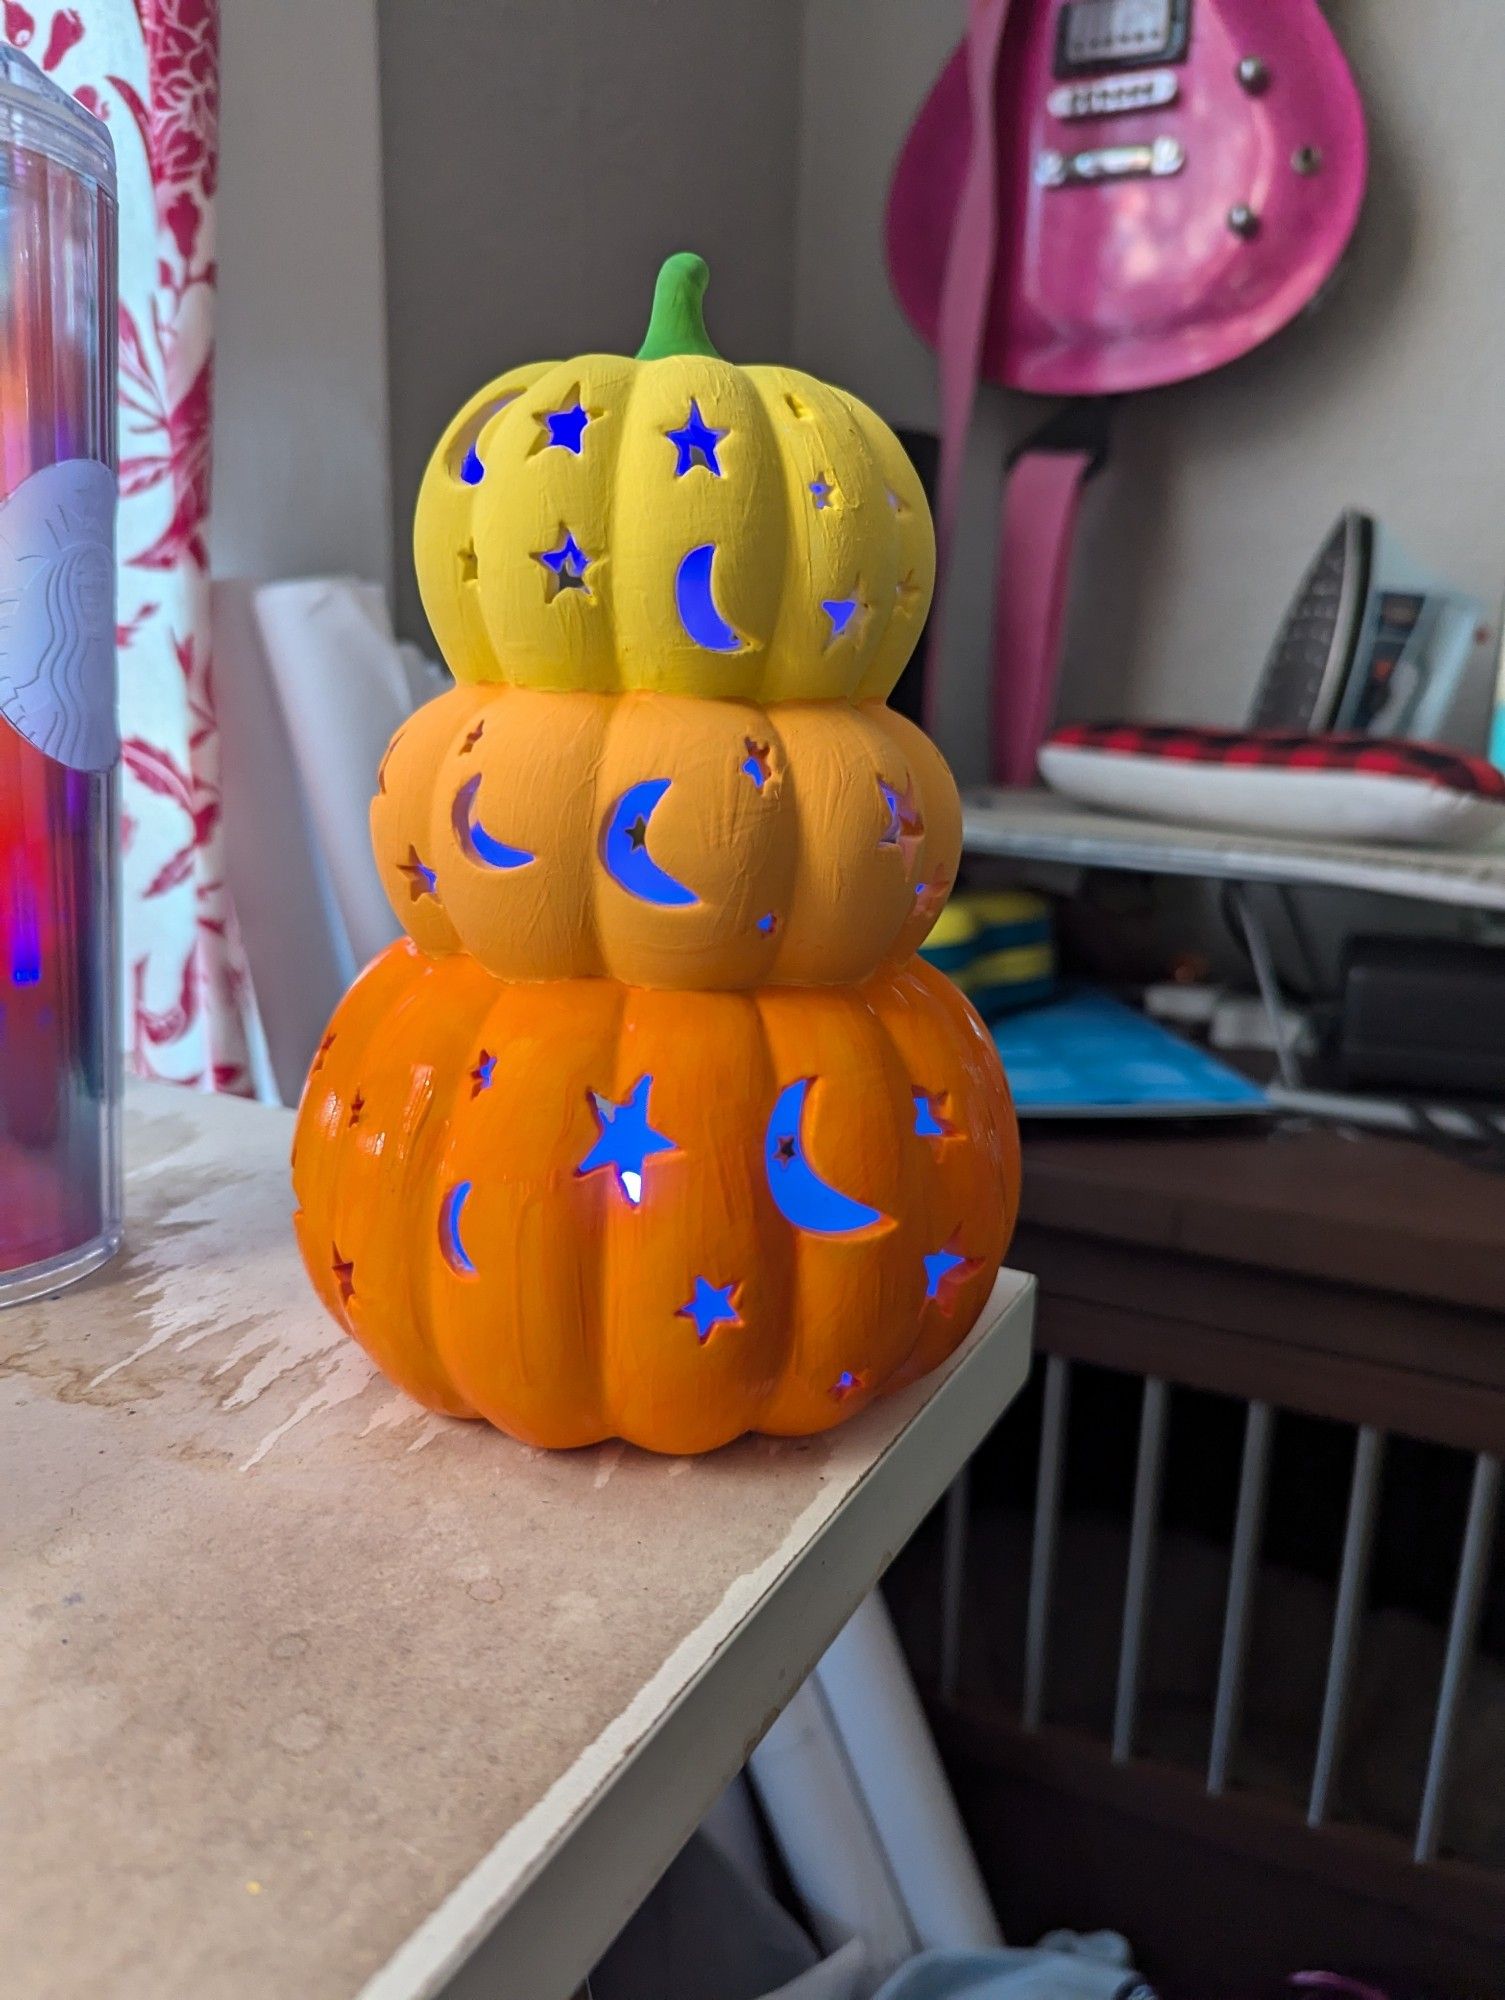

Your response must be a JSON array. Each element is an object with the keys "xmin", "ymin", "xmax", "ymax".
[{"xmin": 930, "ymin": 0, "xmax": 1104, "ymax": 781}]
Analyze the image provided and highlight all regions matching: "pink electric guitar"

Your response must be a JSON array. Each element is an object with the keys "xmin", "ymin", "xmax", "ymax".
[{"xmin": 886, "ymin": 0, "xmax": 1367, "ymax": 778}]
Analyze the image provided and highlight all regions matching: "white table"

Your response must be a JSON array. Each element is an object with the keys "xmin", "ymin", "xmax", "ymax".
[{"xmin": 1, "ymin": 1083, "xmax": 1034, "ymax": 2000}]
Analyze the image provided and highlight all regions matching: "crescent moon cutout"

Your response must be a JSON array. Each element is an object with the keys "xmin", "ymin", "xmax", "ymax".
[
  {"xmin": 675, "ymin": 543, "xmax": 744, "ymax": 652},
  {"xmin": 439, "ymin": 1181, "xmax": 476, "ymax": 1274},
  {"xmin": 453, "ymin": 775, "xmax": 534, "ymax": 870},
  {"xmin": 764, "ymin": 1079, "xmax": 886, "ymax": 1236},
  {"xmin": 600, "ymin": 779, "xmax": 699, "ymax": 907}
]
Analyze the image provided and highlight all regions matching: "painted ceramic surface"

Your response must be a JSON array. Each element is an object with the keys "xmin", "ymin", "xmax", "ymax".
[
  {"xmin": 372, "ymin": 684, "xmax": 959, "ymax": 988},
  {"xmin": 414, "ymin": 260, "xmax": 934, "ymax": 702},
  {"xmin": 292, "ymin": 939, "xmax": 1019, "ymax": 1455}
]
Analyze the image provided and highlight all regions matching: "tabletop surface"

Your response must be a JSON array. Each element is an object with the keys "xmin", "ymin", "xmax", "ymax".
[
  {"xmin": 2, "ymin": 1083, "xmax": 1034, "ymax": 2000},
  {"xmin": 962, "ymin": 786, "xmax": 1505, "ymax": 910}
]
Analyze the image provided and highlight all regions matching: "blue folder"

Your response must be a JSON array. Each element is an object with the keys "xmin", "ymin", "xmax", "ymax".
[{"xmin": 991, "ymin": 989, "xmax": 1270, "ymax": 1119}]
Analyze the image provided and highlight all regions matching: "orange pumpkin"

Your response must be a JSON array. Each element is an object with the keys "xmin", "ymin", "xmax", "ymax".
[
  {"xmin": 373, "ymin": 683, "xmax": 959, "ymax": 987},
  {"xmin": 292, "ymin": 938, "xmax": 1018, "ymax": 1454}
]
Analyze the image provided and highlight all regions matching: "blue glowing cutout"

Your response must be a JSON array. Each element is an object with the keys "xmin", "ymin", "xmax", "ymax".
[
  {"xmin": 832, "ymin": 1370, "xmax": 865, "ymax": 1399},
  {"xmin": 822, "ymin": 597, "xmax": 859, "ymax": 643},
  {"xmin": 536, "ymin": 530, "xmax": 592, "ymax": 598},
  {"xmin": 470, "ymin": 1050, "xmax": 497, "ymax": 1095},
  {"xmin": 913, "ymin": 1089, "xmax": 947, "ymax": 1139},
  {"xmin": 577, "ymin": 1075, "xmax": 677, "ymax": 1206},
  {"xmin": 741, "ymin": 738, "xmax": 771, "ymax": 788},
  {"xmin": 678, "ymin": 1276, "xmax": 740, "ymax": 1344},
  {"xmin": 440, "ymin": 1182, "xmax": 476, "ymax": 1275},
  {"xmin": 809, "ymin": 477, "xmax": 834, "ymax": 510},
  {"xmin": 757, "ymin": 912, "xmax": 778, "ymax": 936},
  {"xmin": 666, "ymin": 399, "xmax": 726, "ymax": 476},
  {"xmin": 541, "ymin": 401, "xmax": 591, "ymax": 453},
  {"xmin": 460, "ymin": 443, "xmax": 485, "ymax": 485},
  {"xmin": 397, "ymin": 848, "xmax": 438, "ymax": 899},
  {"xmin": 764, "ymin": 1079, "xmax": 885, "ymax": 1237},
  {"xmin": 675, "ymin": 543, "xmax": 744, "ymax": 652},
  {"xmin": 452, "ymin": 775, "xmax": 535, "ymax": 871},
  {"xmin": 600, "ymin": 779, "xmax": 698, "ymax": 907},
  {"xmin": 923, "ymin": 1248, "xmax": 967, "ymax": 1300}
]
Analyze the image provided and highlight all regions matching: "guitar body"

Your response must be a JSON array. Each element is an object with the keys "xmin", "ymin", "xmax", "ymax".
[{"xmin": 887, "ymin": 0, "xmax": 1367, "ymax": 396}]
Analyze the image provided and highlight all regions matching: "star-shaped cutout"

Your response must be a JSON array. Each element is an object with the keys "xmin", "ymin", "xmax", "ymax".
[
  {"xmin": 821, "ymin": 595, "xmax": 864, "ymax": 644},
  {"xmin": 348, "ymin": 1090, "xmax": 366, "ymax": 1128},
  {"xmin": 809, "ymin": 475, "xmax": 838, "ymax": 511},
  {"xmin": 576, "ymin": 1075, "xmax": 678, "ymax": 1206},
  {"xmin": 535, "ymin": 530, "xmax": 592, "ymax": 600},
  {"xmin": 331, "ymin": 1246, "xmax": 355, "ymax": 1307},
  {"xmin": 458, "ymin": 539, "xmax": 479, "ymax": 584},
  {"xmin": 626, "ymin": 815, "xmax": 649, "ymax": 851},
  {"xmin": 396, "ymin": 846, "xmax": 438, "ymax": 900},
  {"xmin": 757, "ymin": 911, "xmax": 778, "ymax": 936},
  {"xmin": 311, "ymin": 1031, "xmax": 335, "ymax": 1073},
  {"xmin": 830, "ymin": 1368, "xmax": 868, "ymax": 1402},
  {"xmin": 741, "ymin": 738, "xmax": 772, "ymax": 789},
  {"xmin": 536, "ymin": 397, "xmax": 593, "ymax": 455},
  {"xmin": 913, "ymin": 1088, "xmax": 953, "ymax": 1140},
  {"xmin": 923, "ymin": 1245, "xmax": 979, "ymax": 1311},
  {"xmin": 666, "ymin": 399, "xmax": 727, "ymax": 477},
  {"xmin": 774, "ymin": 1134, "xmax": 797, "ymax": 1165},
  {"xmin": 677, "ymin": 1275, "xmax": 741, "ymax": 1345},
  {"xmin": 460, "ymin": 720, "xmax": 485, "ymax": 755},
  {"xmin": 470, "ymin": 1049, "xmax": 496, "ymax": 1097},
  {"xmin": 877, "ymin": 776, "xmax": 925, "ymax": 872},
  {"xmin": 895, "ymin": 569, "xmax": 921, "ymax": 610}
]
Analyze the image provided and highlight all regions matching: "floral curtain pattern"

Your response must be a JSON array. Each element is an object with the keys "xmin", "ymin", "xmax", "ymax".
[{"xmin": 5, "ymin": 0, "xmax": 254, "ymax": 1090}]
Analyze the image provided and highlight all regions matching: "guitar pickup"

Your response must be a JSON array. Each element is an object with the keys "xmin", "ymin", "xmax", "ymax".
[
  {"xmin": 1047, "ymin": 70, "xmax": 1179, "ymax": 120},
  {"xmin": 1035, "ymin": 136, "xmax": 1185, "ymax": 188}
]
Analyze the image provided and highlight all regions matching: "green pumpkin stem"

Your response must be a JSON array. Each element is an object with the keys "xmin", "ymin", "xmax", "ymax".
[{"xmin": 636, "ymin": 252, "xmax": 722, "ymax": 361}]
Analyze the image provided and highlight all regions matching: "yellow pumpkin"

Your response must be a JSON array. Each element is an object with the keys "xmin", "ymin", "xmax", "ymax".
[
  {"xmin": 414, "ymin": 253, "xmax": 935, "ymax": 702},
  {"xmin": 373, "ymin": 682, "xmax": 959, "ymax": 987}
]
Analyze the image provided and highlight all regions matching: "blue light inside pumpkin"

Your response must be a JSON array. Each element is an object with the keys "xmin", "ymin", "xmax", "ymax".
[
  {"xmin": 452, "ymin": 776, "xmax": 535, "ymax": 870},
  {"xmin": 809, "ymin": 477, "xmax": 833, "ymax": 510},
  {"xmin": 678, "ymin": 1275, "xmax": 740, "ymax": 1344},
  {"xmin": 460, "ymin": 443, "xmax": 485, "ymax": 485},
  {"xmin": 757, "ymin": 912, "xmax": 777, "ymax": 935},
  {"xmin": 577, "ymin": 1075, "xmax": 678, "ymax": 1206},
  {"xmin": 913, "ymin": 1090, "xmax": 945, "ymax": 1138},
  {"xmin": 822, "ymin": 597, "xmax": 859, "ymax": 642},
  {"xmin": 666, "ymin": 399, "xmax": 727, "ymax": 476},
  {"xmin": 675, "ymin": 544, "xmax": 744, "ymax": 652},
  {"xmin": 601, "ymin": 779, "xmax": 699, "ymax": 907},
  {"xmin": 440, "ymin": 1182, "xmax": 476, "ymax": 1274},
  {"xmin": 543, "ymin": 402, "xmax": 591, "ymax": 453},
  {"xmin": 741, "ymin": 756, "xmax": 766, "ymax": 788},
  {"xmin": 764, "ymin": 1078, "xmax": 884, "ymax": 1236},
  {"xmin": 923, "ymin": 1248, "xmax": 966, "ymax": 1299}
]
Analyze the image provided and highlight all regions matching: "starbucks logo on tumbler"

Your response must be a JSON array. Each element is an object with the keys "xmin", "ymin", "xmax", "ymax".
[{"xmin": 0, "ymin": 459, "xmax": 118, "ymax": 772}]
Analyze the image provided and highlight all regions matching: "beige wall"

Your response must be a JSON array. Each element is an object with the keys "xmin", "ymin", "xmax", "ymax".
[
  {"xmin": 377, "ymin": 0, "xmax": 805, "ymax": 640},
  {"xmin": 213, "ymin": 0, "xmax": 392, "ymax": 587},
  {"xmin": 793, "ymin": 0, "xmax": 1505, "ymax": 781}
]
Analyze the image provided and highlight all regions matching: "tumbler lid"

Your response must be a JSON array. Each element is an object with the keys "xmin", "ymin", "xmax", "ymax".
[{"xmin": 0, "ymin": 43, "xmax": 115, "ymax": 198}]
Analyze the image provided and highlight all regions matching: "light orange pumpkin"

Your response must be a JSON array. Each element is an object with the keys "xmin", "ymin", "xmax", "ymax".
[
  {"xmin": 373, "ymin": 683, "xmax": 959, "ymax": 987},
  {"xmin": 292, "ymin": 938, "xmax": 1018, "ymax": 1454}
]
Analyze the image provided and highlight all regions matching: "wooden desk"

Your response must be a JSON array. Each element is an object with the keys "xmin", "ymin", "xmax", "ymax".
[{"xmin": 1, "ymin": 1084, "xmax": 1033, "ymax": 2000}]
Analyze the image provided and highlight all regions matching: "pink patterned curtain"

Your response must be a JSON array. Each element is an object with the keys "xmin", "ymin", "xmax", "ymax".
[{"xmin": 4, "ymin": 0, "xmax": 255, "ymax": 1091}]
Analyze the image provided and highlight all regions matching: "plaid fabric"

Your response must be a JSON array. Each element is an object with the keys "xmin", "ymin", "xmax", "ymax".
[{"xmin": 1049, "ymin": 723, "xmax": 1505, "ymax": 799}]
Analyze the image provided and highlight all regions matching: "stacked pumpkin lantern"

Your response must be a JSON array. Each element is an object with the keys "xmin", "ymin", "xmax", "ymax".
[{"xmin": 292, "ymin": 255, "xmax": 1020, "ymax": 1454}]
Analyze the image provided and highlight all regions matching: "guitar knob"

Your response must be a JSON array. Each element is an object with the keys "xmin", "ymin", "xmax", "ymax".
[
  {"xmin": 1235, "ymin": 56, "xmax": 1270, "ymax": 94},
  {"xmin": 1227, "ymin": 204, "xmax": 1260, "ymax": 240}
]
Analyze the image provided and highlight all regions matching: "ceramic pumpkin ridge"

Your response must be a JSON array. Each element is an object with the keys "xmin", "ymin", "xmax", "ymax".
[{"xmin": 414, "ymin": 253, "xmax": 936, "ymax": 701}]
